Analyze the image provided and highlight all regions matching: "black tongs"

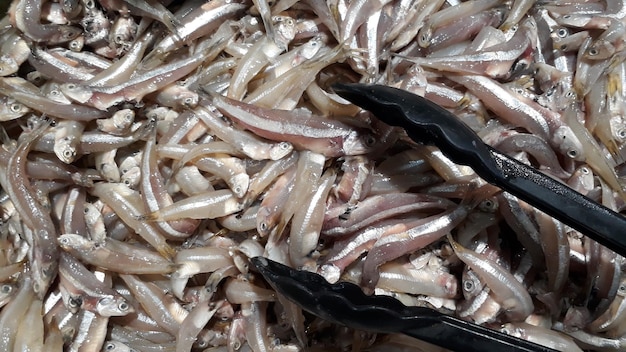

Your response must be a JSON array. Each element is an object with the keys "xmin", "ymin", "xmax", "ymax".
[
  {"xmin": 333, "ymin": 83, "xmax": 626, "ymax": 259},
  {"xmin": 252, "ymin": 257, "xmax": 556, "ymax": 352},
  {"xmin": 251, "ymin": 84, "xmax": 626, "ymax": 352}
]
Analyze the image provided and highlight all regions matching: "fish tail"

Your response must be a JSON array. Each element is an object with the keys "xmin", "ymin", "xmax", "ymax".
[
  {"xmin": 135, "ymin": 212, "xmax": 159, "ymax": 221},
  {"xmin": 447, "ymin": 233, "xmax": 460, "ymax": 252},
  {"xmin": 157, "ymin": 244, "xmax": 176, "ymax": 261}
]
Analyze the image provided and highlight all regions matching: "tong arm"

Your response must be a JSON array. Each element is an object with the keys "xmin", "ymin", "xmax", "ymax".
[
  {"xmin": 251, "ymin": 257, "xmax": 557, "ymax": 352},
  {"xmin": 332, "ymin": 83, "xmax": 626, "ymax": 258}
]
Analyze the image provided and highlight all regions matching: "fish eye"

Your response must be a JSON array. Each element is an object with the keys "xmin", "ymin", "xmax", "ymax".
[
  {"xmin": 463, "ymin": 280, "xmax": 474, "ymax": 292},
  {"xmin": 479, "ymin": 199, "xmax": 497, "ymax": 212},
  {"xmin": 363, "ymin": 134, "xmax": 376, "ymax": 147},
  {"xmin": 9, "ymin": 104, "xmax": 22, "ymax": 112},
  {"xmin": 118, "ymin": 301, "xmax": 129, "ymax": 311},
  {"xmin": 619, "ymin": 284, "xmax": 626, "ymax": 293},
  {"xmin": 63, "ymin": 29, "xmax": 80, "ymax": 39},
  {"xmin": 556, "ymin": 28, "xmax": 568, "ymax": 38},
  {"xmin": 567, "ymin": 150, "xmax": 578, "ymax": 158},
  {"xmin": 68, "ymin": 296, "xmax": 82, "ymax": 308},
  {"xmin": 104, "ymin": 342, "xmax": 116, "ymax": 350},
  {"xmin": 581, "ymin": 167, "xmax": 590, "ymax": 174},
  {"xmin": 588, "ymin": 48, "xmax": 599, "ymax": 56},
  {"xmin": 0, "ymin": 284, "xmax": 12, "ymax": 294}
]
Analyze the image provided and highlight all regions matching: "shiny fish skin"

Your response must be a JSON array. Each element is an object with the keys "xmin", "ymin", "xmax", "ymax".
[
  {"xmin": 91, "ymin": 182, "xmax": 175, "ymax": 259},
  {"xmin": 0, "ymin": 77, "xmax": 108, "ymax": 121},
  {"xmin": 194, "ymin": 104, "xmax": 295, "ymax": 160},
  {"xmin": 0, "ymin": 1, "xmax": 624, "ymax": 351},
  {"xmin": 4, "ymin": 121, "xmax": 59, "ymax": 299},
  {"xmin": 140, "ymin": 132, "xmax": 200, "ymax": 238},
  {"xmin": 58, "ymin": 252, "xmax": 134, "ymax": 317},
  {"xmin": 143, "ymin": 0, "xmax": 247, "ymax": 65},
  {"xmin": 214, "ymin": 94, "xmax": 379, "ymax": 157},
  {"xmin": 9, "ymin": 0, "xmax": 81, "ymax": 44},
  {"xmin": 58, "ymin": 234, "xmax": 175, "ymax": 275},
  {"xmin": 361, "ymin": 199, "xmax": 477, "ymax": 292},
  {"xmin": 449, "ymin": 235, "xmax": 534, "ymax": 321},
  {"xmin": 0, "ymin": 273, "xmax": 33, "ymax": 351}
]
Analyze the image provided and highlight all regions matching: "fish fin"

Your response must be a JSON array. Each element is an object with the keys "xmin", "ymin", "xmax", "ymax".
[
  {"xmin": 0, "ymin": 125, "xmax": 15, "ymax": 150},
  {"xmin": 135, "ymin": 212, "xmax": 159, "ymax": 221},
  {"xmin": 157, "ymin": 244, "xmax": 176, "ymax": 261}
]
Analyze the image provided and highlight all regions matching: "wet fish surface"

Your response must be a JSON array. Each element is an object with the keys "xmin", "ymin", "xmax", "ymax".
[{"xmin": 0, "ymin": 0, "xmax": 625, "ymax": 352}]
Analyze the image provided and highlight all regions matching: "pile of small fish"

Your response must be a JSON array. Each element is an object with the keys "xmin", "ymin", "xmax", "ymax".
[{"xmin": 0, "ymin": 0, "xmax": 625, "ymax": 350}]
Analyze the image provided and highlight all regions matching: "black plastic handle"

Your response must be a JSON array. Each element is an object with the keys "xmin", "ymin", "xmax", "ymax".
[
  {"xmin": 251, "ymin": 257, "xmax": 557, "ymax": 352},
  {"xmin": 488, "ymin": 147, "xmax": 626, "ymax": 257},
  {"xmin": 332, "ymin": 83, "xmax": 626, "ymax": 258}
]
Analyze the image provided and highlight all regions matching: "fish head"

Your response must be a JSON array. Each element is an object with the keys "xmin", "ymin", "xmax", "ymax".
[
  {"xmin": 61, "ymin": 291, "xmax": 83, "ymax": 313},
  {"xmin": 68, "ymin": 36, "xmax": 85, "ymax": 52},
  {"xmin": 272, "ymin": 16, "xmax": 296, "ymax": 51},
  {"xmin": 60, "ymin": 83, "xmax": 93, "ymax": 104},
  {"xmin": 58, "ymin": 233, "xmax": 95, "ymax": 251},
  {"xmin": 102, "ymin": 341, "xmax": 137, "ymax": 352},
  {"xmin": 31, "ymin": 260, "xmax": 58, "ymax": 300},
  {"xmin": 0, "ymin": 56, "xmax": 18, "ymax": 77},
  {"xmin": 0, "ymin": 98, "xmax": 29, "ymax": 121},
  {"xmin": 342, "ymin": 129, "xmax": 378, "ymax": 156},
  {"xmin": 97, "ymin": 296, "xmax": 135, "ymax": 316},
  {"xmin": 0, "ymin": 283, "xmax": 16, "ymax": 307},
  {"xmin": 461, "ymin": 268, "xmax": 484, "ymax": 301},
  {"xmin": 268, "ymin": 142, "xmax": 293, "ymax": 160},
  {"xmin": 585, "ymin": 40, "xmax": 615, "ymax": 61},
  {"xmin": 299, "ymin": 36, "xmax": 324, "ymax": 61},
  {"xmin": 54, "ymin": 137, "xmax": 77, "ymax": 164},
  {"xmin": 553, "ymin": 125, "xmax": 585, "ymax": 161},
  {"xmin": 609, "ymin": 115, "xmax": 626, "ymax": 143},
  {"xmin": 55, "ymin": 25, "xmax": 83, "ymax": 44}
]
